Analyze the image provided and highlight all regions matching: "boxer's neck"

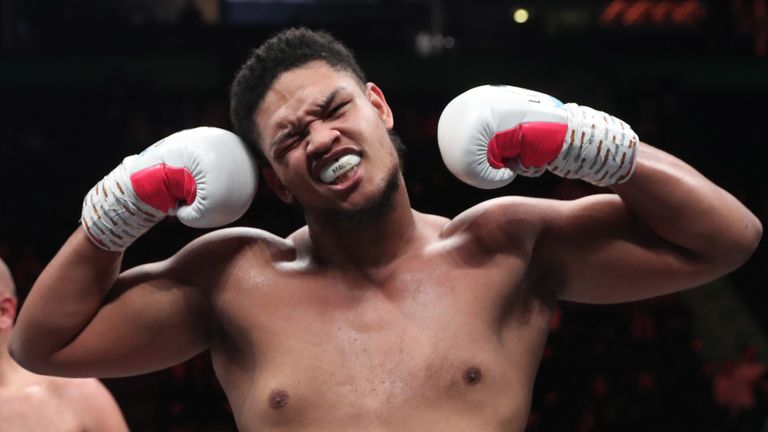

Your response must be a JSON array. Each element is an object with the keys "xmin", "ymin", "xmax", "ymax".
[
  {"xmin": 0, "ymin": 337, "xmax": 36, "ymax": 388},
  {"xmin": 305, "ymin": 185, "xmax": 417, "ymax": 270}
]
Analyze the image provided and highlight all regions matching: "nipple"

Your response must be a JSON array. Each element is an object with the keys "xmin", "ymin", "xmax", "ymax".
[
  {"xmin": 463, "ymin": 366, "xmax": 482, "ymax": 385},
  {"xmin": 269, "ymin": 389, "xmax": 290, "ymax": 409}
]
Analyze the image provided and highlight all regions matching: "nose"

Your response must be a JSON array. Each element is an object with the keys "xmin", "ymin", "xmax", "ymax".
[{"xmin": 306, "ymin": 121, "xmax": 341, "ymax": 159}]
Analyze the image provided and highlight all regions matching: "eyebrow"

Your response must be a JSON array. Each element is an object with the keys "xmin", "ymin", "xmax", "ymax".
[
  {"xmin": 268, "ymin": 86, "xmax": 346, "ymax": 154},
  {"xmin": 314, "ymin": 87, "xmax": 343, "ymax": 113}
]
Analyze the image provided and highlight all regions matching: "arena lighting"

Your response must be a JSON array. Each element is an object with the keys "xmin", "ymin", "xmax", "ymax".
[
  {"xmin": 414, "ymin": 32, "xmax": 455, "ymax": 57},
  {"xmin": 599, "ymin": 0, "xmax": 707, "ymax": 26},
  {"xmin": 512, "ymin": 8, "xmax": 530, "ymax": 24}
]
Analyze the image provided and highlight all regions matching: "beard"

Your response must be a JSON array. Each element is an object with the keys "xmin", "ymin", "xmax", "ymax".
[
  {"xmin": 329, "ymin": 130, "xmax": 406, "ymax": 227},
  {"xmin": 330, "ymin": 164, "xmax": 401, "ymax": 228}
]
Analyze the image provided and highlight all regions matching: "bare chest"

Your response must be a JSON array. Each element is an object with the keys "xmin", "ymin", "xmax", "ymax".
[{"xmin": 211, "ymin": 253, "xmax": 551, "ymax": 430}]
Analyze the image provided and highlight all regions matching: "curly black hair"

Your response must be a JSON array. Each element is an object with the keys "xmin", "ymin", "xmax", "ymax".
[{"xmin": 230, "ymin": 28, "xmax": 367, "ymax": 167}]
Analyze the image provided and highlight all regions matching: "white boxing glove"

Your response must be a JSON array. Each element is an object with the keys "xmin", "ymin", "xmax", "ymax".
[
  {"xmin": 437, "ymin": 85, "xmax": 639, "ymax": 189},
  {"xmin": 81, "ymin": 127, "xmax": 258, "ymax": 251}
]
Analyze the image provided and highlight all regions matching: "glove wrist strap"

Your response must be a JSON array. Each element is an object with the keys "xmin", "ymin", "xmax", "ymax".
[
  {"xmin": 548, "ymin": 103, "xmax": 639, "ymax": 186},
  {"xmin": 80, "ymin": 160, "xmax": 165, "ymax": 251}
]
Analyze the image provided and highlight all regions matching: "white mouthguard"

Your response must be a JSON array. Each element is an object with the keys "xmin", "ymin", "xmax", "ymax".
[{"xmin": 320, "ymin": 154, "xmax": 361, "ymax": 184}]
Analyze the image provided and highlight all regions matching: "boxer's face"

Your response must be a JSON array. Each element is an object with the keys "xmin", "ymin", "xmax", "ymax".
[{"xmin": 255, "ymin": 61, "xmax": 400, "ymax": 219}]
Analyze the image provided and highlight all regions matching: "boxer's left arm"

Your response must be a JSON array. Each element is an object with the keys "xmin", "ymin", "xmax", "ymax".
[
  {"xmin": 439, "ymin": 85, "xmax": 762, "ymax": 303},
  {"xmin": 534, "ymin": 142, "xmax": 762, "ymax": 303}
]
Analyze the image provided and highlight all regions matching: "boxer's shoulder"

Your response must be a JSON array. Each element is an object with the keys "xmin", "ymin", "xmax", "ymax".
[
  {"xmin": 162, "ymin": 227, "xmax": 295, "ymax": 279},
  {"xmin": 43, "ymin": 376, "xmax": 101, "ymax": 401},
  {"xmin": 434, "ymin": 196, "xmax": 568, "ymax": 259},
  {"xmin": 191, "ymin": 226, "xmax": 293, "ymax": 253},
  {"xmin": 0, "ymin": 373, "xmax": 88, "ymax": 406},
  {"xmin": 444, "ymin": 197, "xmax": 553, "ymax": 237},
  {"xmin": 0, "ymin": 374, "xmax": 77, "ymax": 430}
]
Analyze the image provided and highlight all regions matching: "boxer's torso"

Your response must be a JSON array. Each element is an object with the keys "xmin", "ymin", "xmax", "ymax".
[{"xmin": 204, "ymin": 206, "xmax": 555, "ymax": 431}]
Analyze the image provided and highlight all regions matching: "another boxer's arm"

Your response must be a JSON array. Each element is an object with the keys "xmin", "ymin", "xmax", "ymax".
[{"xmin": 536, "ymin": 143, "xmax": 762, "ymax": 303}]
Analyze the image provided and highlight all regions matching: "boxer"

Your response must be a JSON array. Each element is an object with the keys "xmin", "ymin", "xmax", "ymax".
[
  {"xmin": 0, "ymin": 259, "xmax": 128, "ymax": 431},
  {"xmin": 11, "ymin": 28, "xmax": 762, "ymax": 431}
]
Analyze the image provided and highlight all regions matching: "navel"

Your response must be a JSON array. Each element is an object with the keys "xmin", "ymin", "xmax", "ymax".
[
  {"xmin": 463, "ymin": 366, "xmax": 483, "ymax": 385},
  {"xmin": 268, "ymin": 389, "xmax": 290, "ymax": 409}
]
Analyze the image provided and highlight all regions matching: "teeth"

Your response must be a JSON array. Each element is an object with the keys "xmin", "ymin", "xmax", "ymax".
[{"xmin": 320, "ymin": 154, "xmax": 361, "ymax": 184}]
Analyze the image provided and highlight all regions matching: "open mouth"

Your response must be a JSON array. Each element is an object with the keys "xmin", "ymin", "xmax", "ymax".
[{"xmin": 318, "ymin": 154, "xmax": 361, "ymax": 185}]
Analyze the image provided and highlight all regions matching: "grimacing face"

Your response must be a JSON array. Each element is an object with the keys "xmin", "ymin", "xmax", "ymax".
[{"xmin": 254, "ymin": 61, "xmax": 401, "ymax": 219}]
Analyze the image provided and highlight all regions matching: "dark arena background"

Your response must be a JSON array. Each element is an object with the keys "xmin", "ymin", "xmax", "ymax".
[{"xmin": 1, "ymin": 0, "xmax": 767, "ymax": 430}]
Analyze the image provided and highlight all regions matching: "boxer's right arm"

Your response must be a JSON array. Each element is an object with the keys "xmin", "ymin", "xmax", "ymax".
[
  {"xmin": 10, "ymin": 128, "xmax": 257, "ymax": 377},
  {"xmin": 10, "ymin": 229, "xmax": 207, "ymax": 377}
]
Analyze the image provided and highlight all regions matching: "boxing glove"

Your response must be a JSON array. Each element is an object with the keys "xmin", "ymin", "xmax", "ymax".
[
  {"xmin": 437, "ymin": 85, "xmax": 638, "ymax": 189},
  {"xmin": 81, "ymin": 127, "xmax": 258, "ymax": 251}
]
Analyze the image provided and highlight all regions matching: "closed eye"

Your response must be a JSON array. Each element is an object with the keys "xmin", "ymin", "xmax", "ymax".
[
  {"xmin": 275, "ymin": 130, "xmax": 306, "ymax": 158},
  {"xmin": 325, "ymin": 101, "xmax": 349, "ymax": 120}
]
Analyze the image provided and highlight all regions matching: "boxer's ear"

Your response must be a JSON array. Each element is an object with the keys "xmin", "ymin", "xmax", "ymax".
[
  {"xmin": 366, "ymin": 82, "xmax": 394, "ymax": 130},
  {"xmin": 0, "ymin": 296, "xmax": 17, "ymax": 331}
]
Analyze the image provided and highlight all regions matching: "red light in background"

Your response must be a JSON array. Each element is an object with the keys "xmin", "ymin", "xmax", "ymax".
[
  {"xmin": 600, "ymin": 0, "xmax": 707, "ymax": 26},
  {"xmin": 732, "ymin": 0, "xmax": 768, "ymax": 56},
  {"xmin": 756, "ymin": 0, "xmax": 767, "ymax": 56}
]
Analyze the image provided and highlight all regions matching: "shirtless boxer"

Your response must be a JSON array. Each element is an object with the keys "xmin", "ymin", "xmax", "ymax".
[
  {"xmin": 10, "ymin": 28, "xmax": 762, "ymax": 431},
  {"xmin": 0, "ymin": 259, "xmax": 128, "ymax": 431}
]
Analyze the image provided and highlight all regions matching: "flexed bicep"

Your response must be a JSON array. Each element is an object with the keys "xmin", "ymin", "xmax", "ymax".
[
  {"xmin": 52, "ymin": 258, "xmax": 213, "ymax": 377},
  {"xmin": 536, "ymin": 193, "xmax": 747, "ymax": 304},
  {"xmin": 11, "ymin": 229, "xmax": 219, "ymax": 378}
]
